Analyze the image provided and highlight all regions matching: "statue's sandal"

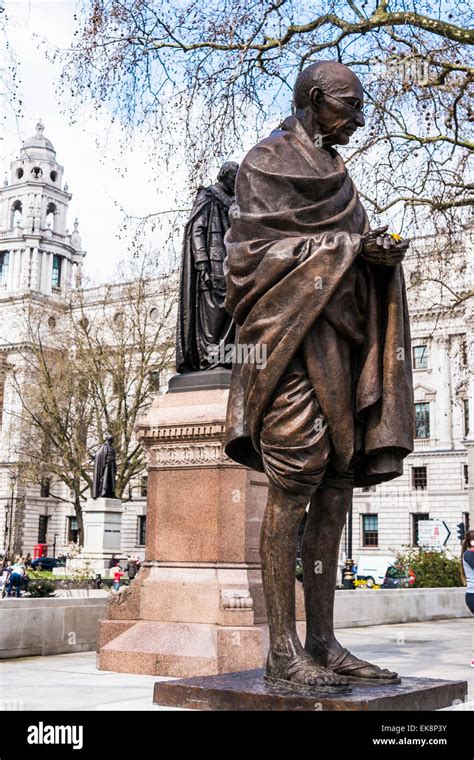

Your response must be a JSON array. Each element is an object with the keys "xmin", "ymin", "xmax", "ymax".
[
  {"xmin": 264, "ymin": 655, "xmax": 352, "ymax": 694},
  {"xmin": 326, "ymin": 647, "xmax": 401, "ymax": 686}
]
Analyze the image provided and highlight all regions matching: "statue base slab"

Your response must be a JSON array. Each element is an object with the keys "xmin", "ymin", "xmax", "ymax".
[
  {"xmin": 168, "ymin": 367, "xmax": 231, "ymax": 393},
  {"xmin": 153, "ymin": 668, "xmax": 468, "ymax": 711}
]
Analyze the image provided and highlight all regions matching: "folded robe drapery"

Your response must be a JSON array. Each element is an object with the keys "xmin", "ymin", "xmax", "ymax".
[{"xmin": 223, "ymin": 116, "xmax": 414, "ymax": 488}]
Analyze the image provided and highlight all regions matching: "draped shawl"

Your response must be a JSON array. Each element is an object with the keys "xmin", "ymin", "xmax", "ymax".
[{"xmin": 223, "ymin": 116, "xmax": 414, "ymax": 487}]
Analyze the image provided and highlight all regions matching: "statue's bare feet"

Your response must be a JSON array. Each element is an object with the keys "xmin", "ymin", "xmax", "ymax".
[
  {"xmin": 265, "ymin": 649, "xmax": 352, "ymax": 694},
  {"xmin": 306, "ymin": 639, "xmax": 400, "ymax": 685}
]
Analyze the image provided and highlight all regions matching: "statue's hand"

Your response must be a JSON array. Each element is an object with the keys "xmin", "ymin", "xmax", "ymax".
[
  {"xmin": 360, "ymin": 226, "xmax": 409, "ymax": 267},
  {"xmin": 196, "ymin": 261, "xmax": 213, "ymax": 289}
]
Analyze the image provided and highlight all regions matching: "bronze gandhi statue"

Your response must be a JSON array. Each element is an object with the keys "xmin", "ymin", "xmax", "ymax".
[
  {"xmin": 224, "ymin": 61, "xmax": 414, "ymax": 693},
  {"xmin": 176, "ymin": 161, "xmax": 239, "ymax": 373}
]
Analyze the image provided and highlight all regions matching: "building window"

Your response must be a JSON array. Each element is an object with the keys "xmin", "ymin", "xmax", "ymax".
[
  {"xmin": 46, "ymin": 202, "xmax": 56, "ymax": 230},
  {"xmin": 149, "ymin": 371, "xmax": 160, "ymax": 392},
  {"xmin": 40, "ymin": 477, "xmax": 50, "ymax": 498},
  {"xmin": 412, "ymin": 466, "xmax": 427, "ymax": 490},
  {"xmin": 362, "ymin": 515, "xmax": 378, "ymax": 547},
  {"xmin": 140, "ymin": 476, "xmax": 148, "ymax": 498},
  {"xmin": 463, "ymin": 465, "xmax": 469, "ymax": 486},
  {"xmin": 463, "ymin": 399, "xmax": 469, "ymax": 438},
  {"xmin": 412, "ymin": 513, "xmax": 430, "ymax": 545},
  {"xmin": 0, "ymin": 252, "xmax": 9, "ymax": 285},
  {"xmin": 138, "ymin": 516, "xmax": 146, "ymax": 546},
  {"xmin": 52, "ymin": 255, "xmax": 62, "ymax": 288},
  {"xmin": 415, "ymin": 402, "xmax": 430, "ymax": 438},
  {"xmin": 38, "ymin": 515, "xmax": 49, "ymax": 543},
  {"xmin": 11, "ymin": 200, "xmax": 22, "ymax": 227},
  {"xmin": 463, "ymin": 512, "xmax": 470, "ymax": 534},
  {"xmin": 67, "ymin": 516, "xmax": 79, "ymax": 543},
  {"xmin": 413, "ymin": 344, "xmax": 428, "ymax": 369}
]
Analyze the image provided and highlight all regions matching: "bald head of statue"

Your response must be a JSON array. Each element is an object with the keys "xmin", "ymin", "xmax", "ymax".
[{"xmin": 293, "ymin": 61, "xmax": 365, "ymax": 147}]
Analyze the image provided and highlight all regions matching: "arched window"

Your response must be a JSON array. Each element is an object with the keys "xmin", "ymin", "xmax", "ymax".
[
  {"xmin": 11, "ymin": 200, "xmax": 22, "ymax": 228},
  {"xmin": 46, "ymin": 202, "xmax": 56, "ymax": 231},
  {"xmin": 0, "ymin": 252, "xmax": 9, "ymax": 285}
]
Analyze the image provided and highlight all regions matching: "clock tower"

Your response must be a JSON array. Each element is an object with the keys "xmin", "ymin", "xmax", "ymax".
[{"xmin": 0, "ymin": 120, "xmax": 85, "ymax": 296}]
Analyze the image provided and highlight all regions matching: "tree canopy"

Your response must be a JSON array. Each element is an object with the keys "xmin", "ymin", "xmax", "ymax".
[{"xmin": 59, "ymin": 0, "xmax": 473, "ymax": 237}]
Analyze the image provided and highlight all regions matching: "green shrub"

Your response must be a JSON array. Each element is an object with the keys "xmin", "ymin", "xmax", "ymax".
[
  {"xmin": 27, "ymin": 579, "xmax": 57, "ymax": 598},
  {"xmin": 394, "ymin": 547, "xmax": 462, "ymax": 588},
  {"xmin": 28, "ymin": 570, "xmax": 55, "ymax": 580}
]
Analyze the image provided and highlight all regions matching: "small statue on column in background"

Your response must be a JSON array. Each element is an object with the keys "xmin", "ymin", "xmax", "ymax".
[{"xmin": 92, "ymin": 434, "xmax": 117, "ymax": 499}]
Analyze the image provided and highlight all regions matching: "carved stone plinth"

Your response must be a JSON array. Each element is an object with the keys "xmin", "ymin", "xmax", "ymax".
[
  {"xmin": 81, "ymin": 497, "xmax": 123, "ymax": 573},
  {"xmin": 97, "ymin": 383, "xmax": 269, "ymax": 676}
]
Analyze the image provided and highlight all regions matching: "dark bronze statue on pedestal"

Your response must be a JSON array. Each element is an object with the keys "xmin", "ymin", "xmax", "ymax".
[
  {"xmin": 92, "ymin": 434, "xmax": 117, "ymax": 499},
  {"xmin": 223, "ymin": 61, "xmax": 414, "ymax": 693},
  {"xmin": 176, "ymin": 161, "xmax": 239, "ymax": 373}
]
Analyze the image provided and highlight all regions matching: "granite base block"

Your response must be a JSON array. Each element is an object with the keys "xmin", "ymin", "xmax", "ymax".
[{"xmin": 98, "ymin": 620, "xmax": 263, "ymax": 677}]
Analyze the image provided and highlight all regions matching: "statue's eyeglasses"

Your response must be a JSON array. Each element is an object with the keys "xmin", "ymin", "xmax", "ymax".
[{"xmin": 321, "ymin": 91, "xmax": 364, "ymax": 115}]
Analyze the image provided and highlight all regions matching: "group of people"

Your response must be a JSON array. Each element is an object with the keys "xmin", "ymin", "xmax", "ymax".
[{"xmin": 0, "ymin": 555, "xmax": 31, "ymax": 598}]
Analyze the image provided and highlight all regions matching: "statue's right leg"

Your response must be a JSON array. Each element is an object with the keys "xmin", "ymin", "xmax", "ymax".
[{"xmin": 261, "ymin": 483, "xmax": 351, "ymax": 693}]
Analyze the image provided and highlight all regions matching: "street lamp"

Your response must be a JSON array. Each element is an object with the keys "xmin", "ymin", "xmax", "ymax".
[
  {"xmin": 2, "ymin": 474, "xmax": 16, "ymax": 568},
  {"xmin": 7, "ymin": 474, "xmax": 16, "ymax": 555},
  {"xmin": 343, "ymin": 502, "xmax": 355, "ymax": 589}
]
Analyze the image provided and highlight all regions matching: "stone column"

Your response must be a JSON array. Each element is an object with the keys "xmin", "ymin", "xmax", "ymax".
[
  {"xmin": 435, "ymin": 335, "xmax": 453, "ymax": 449},
  {"xmin": 6, "ymin": 249, "xmax": 15, "ymax": 292},
  {"xmin": 45, "ymin": 252, "xmax": 53, "ymax": 295},
  {"xmin": 30, "ymin": 246, "xmax": 40, "ymax": 291},
  {"xmin": 10, "ymin": 249, "xmax": 20, "ymax": 292}
]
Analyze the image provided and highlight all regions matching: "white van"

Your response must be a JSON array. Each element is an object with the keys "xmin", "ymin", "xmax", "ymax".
[{"xmin": 355, "ymin": 555, "xmax": 396, "ymax": 587}]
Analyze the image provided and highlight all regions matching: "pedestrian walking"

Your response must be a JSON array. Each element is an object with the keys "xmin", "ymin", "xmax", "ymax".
[
  {"xmin": 460, "ymin": 529, "xmax": 474, "ymax": 667},
  {"xmin": 126, "ymin": 556, "xmax": 138, "ymax": 580},
  {"xmin": 112, "ymin": 563, "xmax": 124, "ymax": 591}
]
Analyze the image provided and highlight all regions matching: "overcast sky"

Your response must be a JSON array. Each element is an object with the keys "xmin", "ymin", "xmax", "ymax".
[{"xmin": 1, "ymin": 0, "xmax": 196, "ymax": 282}]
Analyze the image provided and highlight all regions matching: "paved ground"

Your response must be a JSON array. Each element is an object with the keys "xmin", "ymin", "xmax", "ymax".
[{"xmin": 0, "ymin": 618, "xmax": 471, "ymax": 711}]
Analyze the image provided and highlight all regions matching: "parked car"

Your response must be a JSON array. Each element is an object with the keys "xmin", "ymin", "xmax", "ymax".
[
  {"xmin": 382, "ymin": 564, "xmax": 416, "ymax": 589},
  {"xmin": 30, "ymin": 557, "xmax": 66, "ymax": 571},
  {"xmin": 355, "ymin": 555, "xmax": 396, "ymax": 587}
]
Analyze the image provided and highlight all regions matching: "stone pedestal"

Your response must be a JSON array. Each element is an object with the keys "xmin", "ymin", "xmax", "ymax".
[
  {"xmin": 81, "ymin": 497, "xmax": 123, "ymax": 573},
  {"xmin": 97, "ymin": 384, "xmax": 269, "ymax": 676},
  {"xmin": 153, "ymin": 669, "xmax": 468, "ymax": 711}
]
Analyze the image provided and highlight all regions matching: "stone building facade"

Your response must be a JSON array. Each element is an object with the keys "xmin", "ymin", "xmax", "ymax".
[
  {"xmin": 348, "ymin": 222, "xmax": 473, "ymax": 566},
  {"xmin": 0, "ymin": 123, "xmax": 173, "ymax": 561}
]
